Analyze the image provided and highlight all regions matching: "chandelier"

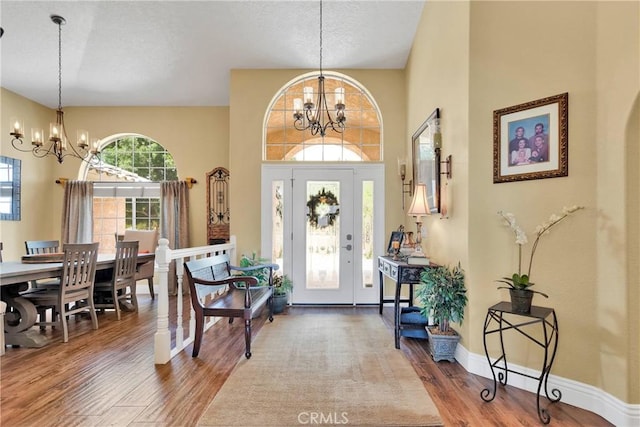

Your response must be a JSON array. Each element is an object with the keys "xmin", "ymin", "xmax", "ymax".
[
  {"xmin": 292, "ymin": 0, "xmax": 346, "ymax": 137},
  {"xmin": 8, "ymin": 15, "xmax": 99, "ymax": 164}
]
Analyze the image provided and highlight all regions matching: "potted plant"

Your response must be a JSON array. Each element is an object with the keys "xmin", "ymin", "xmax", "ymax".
[
  {"xmin": 496, "ymin": 206, "xmax": 583, "ymax": 313},
  {"xmin": 239, "ymin": 253, "xmax": 291, "ymax": 314},
  {"xmin": 415, "ymin": 262, "xmax": 467, "ymax": 362},
  {"xmin": 238, "ymin": 252, "xmax": 272, "ymax": 286},
  {"xmin": 271, "ymin": 273, "xmax": 293, "ymax": 314}
]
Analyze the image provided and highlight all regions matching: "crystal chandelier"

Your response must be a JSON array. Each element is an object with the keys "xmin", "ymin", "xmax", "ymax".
[
  {"xmin": 8, "ymin": 15, "xmax": 99, "ymax": 164},
  {"xmin": 292, "ymin": 0, "xmax": 346, "ymax": 137}
]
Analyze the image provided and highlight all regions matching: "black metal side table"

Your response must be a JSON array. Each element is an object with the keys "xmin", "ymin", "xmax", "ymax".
[{"xmin": 480, "ymin": 302, "xmax": 561, "ymax": 424}]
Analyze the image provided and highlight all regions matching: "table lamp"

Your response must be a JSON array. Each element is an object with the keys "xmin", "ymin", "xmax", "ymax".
[{"xmin": 407, "ymin": 183, "xmax": 430, "ymax": 257}]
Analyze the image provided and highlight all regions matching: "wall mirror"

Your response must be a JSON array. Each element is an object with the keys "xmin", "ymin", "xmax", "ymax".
[
  {"xmin": 412, "ymin": 108, "xmax": 441, "ymax": 214},
  {"xmin": 0, "ymin": 155, "xmax": 21, "ymax": 221}
]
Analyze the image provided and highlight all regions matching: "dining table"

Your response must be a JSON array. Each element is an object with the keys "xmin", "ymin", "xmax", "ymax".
[{"xmin": 0, "ymin": 252, "xmax": 155, "ymax": 348}]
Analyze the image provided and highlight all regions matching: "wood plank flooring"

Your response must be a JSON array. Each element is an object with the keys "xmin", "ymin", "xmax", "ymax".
[{"xmin": 0, "ymin": 297, "xmax": 612, "ymax": 426}]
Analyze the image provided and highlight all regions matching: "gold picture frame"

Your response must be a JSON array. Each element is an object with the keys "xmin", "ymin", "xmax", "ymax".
[{"xmin": 493, "ymin": 93, "xmax": 568, "ymax": 183}]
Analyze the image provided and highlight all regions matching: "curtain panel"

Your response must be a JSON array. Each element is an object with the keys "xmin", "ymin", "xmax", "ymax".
[
  {"xmin": 160, "ymin": 181, "xmax": 190, "ymax": 294},
  {"xmin": 61, "ymin": 180, "xmax": 94, "ymax": 244}
]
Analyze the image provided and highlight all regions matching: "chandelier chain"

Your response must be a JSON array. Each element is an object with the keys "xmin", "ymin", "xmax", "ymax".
[
  {"xmin": 291, "ymin": 0, "xmax": 346, "ymax": 137},
  {"xmin": 57, "ymin": 19, "xmax": 62, "ymax": 110},
  {"xmin": 319, "ymin": 0, "xmax": 323, "ymax": 76}
]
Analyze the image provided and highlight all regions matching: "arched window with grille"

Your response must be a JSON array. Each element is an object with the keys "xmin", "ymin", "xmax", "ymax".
[
  {"xmin": 80, "ymin": 134, "xmax": 177, "ymax": 253},
  {"xmin": 264, "ymin": 71, "xmax": 382, "ymax": 162}
]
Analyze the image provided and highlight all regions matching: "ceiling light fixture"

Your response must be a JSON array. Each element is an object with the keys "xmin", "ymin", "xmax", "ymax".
[
  {"xmin": 292, "ymin": 0, "xmax": 346, "ymax": 137},
  {"xmin": 8, "ymin": 15, "xmax": 99, "ymax": 164}
]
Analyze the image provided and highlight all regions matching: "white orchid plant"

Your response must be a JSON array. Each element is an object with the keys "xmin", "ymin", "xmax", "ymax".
[{"xmin": 497, "ymin": 206, "xmax": 584, "ymax": 297}]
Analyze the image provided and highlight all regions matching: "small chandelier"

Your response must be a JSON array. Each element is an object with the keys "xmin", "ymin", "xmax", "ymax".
[
  {"xmin": 8, "ymin": 15, "xmax": 99, "ymax": 164},
  {"xmin": 292, "ymin": 0, "xmax": 346, "ymax": 137}
]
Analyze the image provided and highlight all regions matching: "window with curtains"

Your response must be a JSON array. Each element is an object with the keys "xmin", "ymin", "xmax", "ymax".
[{"xmin": 85, "ymin": 135, "xmax": 177, "ymax": 253}]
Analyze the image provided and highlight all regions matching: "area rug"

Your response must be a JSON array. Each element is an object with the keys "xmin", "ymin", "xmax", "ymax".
[{"xmin": 197, "ymin": 313, "xmax": 443, "ymax": 427}]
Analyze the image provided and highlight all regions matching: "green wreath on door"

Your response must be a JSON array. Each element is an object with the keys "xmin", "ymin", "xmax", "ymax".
[{"xmin": 307, "ymin": 188, "xmax": 339, "ymax": 229}]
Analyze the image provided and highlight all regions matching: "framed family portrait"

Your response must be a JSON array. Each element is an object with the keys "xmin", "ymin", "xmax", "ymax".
[{"xmin": 493, "ymin": 92, "xmax": 568, "ymax": 183}]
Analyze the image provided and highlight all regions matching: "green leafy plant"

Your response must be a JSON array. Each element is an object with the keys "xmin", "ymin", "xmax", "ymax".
[
  {"xmin": 239, "ymin": 252, "xmax": 272, "ymax": 286},
  {"xmin": 416, "ymin": 263, "xmax": 467, "ymax": 334},
  {"xmin": 272, "ymin": 273, "xmax": 293, "ymax": 297},
  {"xmin": 496, "ymin": 273, "xmax": 547, "ymax": 296},
  {"xmin": 496, "ymin": 206, "xmax": 583, "ymax": 297}
]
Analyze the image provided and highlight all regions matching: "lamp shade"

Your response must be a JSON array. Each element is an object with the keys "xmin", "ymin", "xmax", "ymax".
[{"xmin": 407, "ymin": 183, "xmax": 430, "ymax": 218}]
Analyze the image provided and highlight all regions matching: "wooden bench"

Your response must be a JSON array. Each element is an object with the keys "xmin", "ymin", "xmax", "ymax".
[{"xmin": 183, "ymin": 254, "xmax": 277, "ymax": 359}]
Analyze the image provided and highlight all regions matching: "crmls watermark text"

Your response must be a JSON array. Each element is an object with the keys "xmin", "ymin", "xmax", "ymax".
[{"xmin": 297, "ymin": 411, "xmax": 349, "ymax": 425}]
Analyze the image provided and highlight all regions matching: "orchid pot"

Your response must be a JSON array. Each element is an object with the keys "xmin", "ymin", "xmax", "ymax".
[{"xmin": 496, "ymin": 206, "xmax": 584, "ymax": 311}]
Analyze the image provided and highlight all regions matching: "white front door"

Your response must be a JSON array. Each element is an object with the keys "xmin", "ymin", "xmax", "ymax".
[
  {"xmin": 291, "ymin": 168, "xmax": 354, "ymax": 304},
  {"xmin": 261, "ymin": 164, "xmax": 384, "ymax": 305}
]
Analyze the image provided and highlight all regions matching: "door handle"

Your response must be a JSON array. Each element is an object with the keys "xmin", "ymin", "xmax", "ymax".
[{"xmin": 342, "ymin": 244, "xmax": 352, "ymax": 251}]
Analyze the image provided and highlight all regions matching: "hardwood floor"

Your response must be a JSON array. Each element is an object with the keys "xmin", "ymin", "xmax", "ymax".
[{"xmin": 0, "ymin": 297, "xmax": 612, "ymax": 426}]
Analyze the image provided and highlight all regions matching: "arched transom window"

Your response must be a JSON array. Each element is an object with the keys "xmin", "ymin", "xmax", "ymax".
[
  {"xmin": 82, "ymin": 135, "xmax": 177, "ymax": 253},
  {"xmin": 264, "ymin": 72, "xmax": 382, "ymax": 161}
]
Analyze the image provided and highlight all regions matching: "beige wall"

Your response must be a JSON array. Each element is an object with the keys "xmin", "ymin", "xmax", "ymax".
[
  {"xmin": 67, "ymin": 106, "xmax": 230, "ymax": 250},
  {"xmin": 1, "ymin": 89, "xmax": 58, "ymax": 260},
  {"xmin": 470, "ymin": 0, "xmax": 599, "ymax": 389},
  {"xmin": 229, "ymin": 69, "xmax": 407, "ymax": 260},
  {"xmin": 406, "ymin": 0, "xmax": 639, "ymax": 404},
  {"xmin": 0, "ymin": 90, "xmax": 229, "ymax": 256},
  {"xmin": 405, "ymin": 0, "xmax": 471, "ymax": 340},
  {"xmin": 595, "ymin": 2, "xmax": 640, "ymax": 403}
]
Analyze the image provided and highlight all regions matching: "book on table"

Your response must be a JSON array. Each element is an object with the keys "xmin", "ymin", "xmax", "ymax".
[{"xmin": 407, "ymin": 256, "xmax": 430, "ymax": 266}]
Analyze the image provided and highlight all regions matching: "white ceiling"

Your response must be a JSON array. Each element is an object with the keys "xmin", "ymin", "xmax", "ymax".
[{"xmin": 0, "ymin": 1, "xmax": 425, "ymax": 108}]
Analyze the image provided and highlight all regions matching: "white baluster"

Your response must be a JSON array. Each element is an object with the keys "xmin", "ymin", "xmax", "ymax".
[{"xmin": 154, "ymin": 238, "xmax": 172, "ymax": 364}]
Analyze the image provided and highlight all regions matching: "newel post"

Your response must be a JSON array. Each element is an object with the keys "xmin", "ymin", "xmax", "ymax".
[{"xmin": 154, "ymin": 238, "xmax": 172, "ymax": 364}]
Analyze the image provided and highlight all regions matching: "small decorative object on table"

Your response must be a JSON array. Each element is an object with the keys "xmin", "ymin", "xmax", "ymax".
[
  {"xmin": 387, "ymin": 228, "xmax": 404, "ymax": 260},
  {"xmin": 400, "ymin": 231, "xmax": 416, "ymax": 257},
  {"xmin": 496, "ymin": 206, "xmax": 584, "ymax": 313},
  {"xmin": 392, "ymin": 242, "xmax": 401, "ymax": 260}
]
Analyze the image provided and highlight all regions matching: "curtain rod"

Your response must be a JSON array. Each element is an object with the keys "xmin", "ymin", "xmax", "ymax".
[{"xmin": 55, "ymin": 177, "xmax": 198, "ymax": 188}]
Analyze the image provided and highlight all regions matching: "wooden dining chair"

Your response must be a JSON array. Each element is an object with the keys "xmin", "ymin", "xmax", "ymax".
[
  {"xmin": 21, "ymin": 240, "xmax": 62, "ymax": 325},
  {"xmin": 25, "ymin": 240, "xmax": 60, "ymax": 254},
  {"xmin": 122, "ymin": 229, "xmax": 158, "ymax": 299},
  {"xmin": 23, "ymin": 242, "xmax": 100, "ymax": 342},
  {"xmin": 94, "ymin": 240, "xmax": 139, "ymax": 320},
  {"xmin": 24, "ymin": 240, "xmax": 62, "ymax": 290}
]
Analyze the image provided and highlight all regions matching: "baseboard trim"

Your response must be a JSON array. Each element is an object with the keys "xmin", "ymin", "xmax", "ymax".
[{"xmin": 454, "ymin": 344, "xmax": 640, "ymax": 426}]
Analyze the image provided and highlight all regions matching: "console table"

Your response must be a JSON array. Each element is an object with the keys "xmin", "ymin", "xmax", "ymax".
[
  {"xmin": 377, "ymin": 256, "xmax": 429, "ymax": 349},
  {"xmin": 480, "ymin": 302, "xmax": 561, "ymax": 424}
]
